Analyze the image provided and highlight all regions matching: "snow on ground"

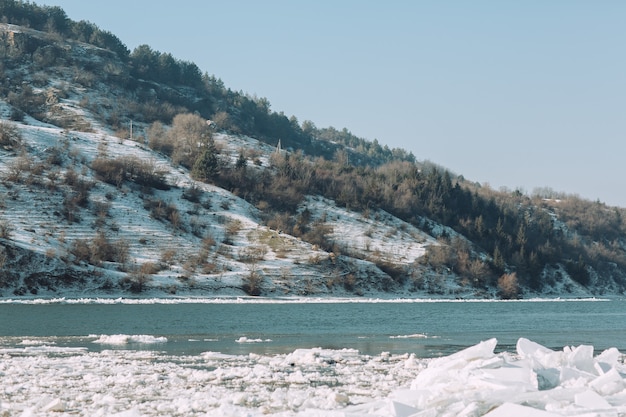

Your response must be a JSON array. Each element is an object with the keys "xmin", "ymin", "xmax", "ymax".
[
  {"xmin": 306, "ymin": 196, "xmax": 435, "ymax": 266},
  {"xmin": 0, "ymin": 106, "xmax": 446, "ymax": 298},
  {"xmin": 2, "ymin": 337, "xmax": 626, "ymax": 416}
]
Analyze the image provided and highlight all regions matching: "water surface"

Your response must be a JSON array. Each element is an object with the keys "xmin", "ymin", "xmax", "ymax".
[{"xmin": 1, "ymin": 299, "xmax": 624, "ymax": 357}]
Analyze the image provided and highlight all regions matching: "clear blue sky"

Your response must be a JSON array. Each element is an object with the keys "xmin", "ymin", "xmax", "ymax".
[{"xmin": 36, "ymin": 1, "xmax": 626, "ymax": 207}]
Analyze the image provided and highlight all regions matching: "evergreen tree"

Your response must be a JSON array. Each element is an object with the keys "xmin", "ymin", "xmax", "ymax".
[
  {"xmin": 235, "ymin": 151, "xmax": 247, "ymax": 170},
  {"xmin": 192, "ymin": 141, "xmax": 219, "ymax": 181}
]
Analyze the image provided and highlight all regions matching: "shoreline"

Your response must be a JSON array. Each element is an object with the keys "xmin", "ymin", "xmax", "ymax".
[{"xmin": 0, "ymin": 295, "xmax": 615, "ymax": 304}]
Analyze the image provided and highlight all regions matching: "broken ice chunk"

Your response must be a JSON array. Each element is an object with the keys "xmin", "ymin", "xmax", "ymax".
[
  {"xmin": 516, "ymin": 338, "xmax": 562, "ymax": 369},
  {"xmin": 410, "ymin": 339, "xmax": 498, "ymax": 391},
  {"xmin": 446, "ymin": 338, "xmax": 498, "ymax": 362},
  {"xmin": 388, "ymin": 399, "xmax": 419, "ymax": 417},
  {"xmin": 589, "ymin": 368, "xmax": 625, "ymax": 396},
  {"xmin": 41, "ymin": 398, "xmax": 65, "ymax": 412},
  {"xmin": 480, "ymin": 364, "xmax": 537, "ymax": 391},
  {"xmin": 596, "ymin": 347, "xmax": 621, "ymax": 370},
  {"xmin": 428, "ymin": 338, "xmax": 498, "ymax": 370},
  {"xmin": 483, "ymin": 402, "xmax": 561, "ymax": 417},
  {"xmin": 567, "ymin": 344, "xmax": 595, "ymax": 374},
  {"xmin": 517, "ymin": 338, "xmax": 554, "ymax": 358},
  {"xmin": 536, "ymin": 367, "xmax": 561, "ymax": 390},
  {"xmin": 559, "ymin": 365, "xmax": 595, "ymax": 386},
  {"xmin": 575, "ymin": 389, "xmax": 612, "ymax": 410}
]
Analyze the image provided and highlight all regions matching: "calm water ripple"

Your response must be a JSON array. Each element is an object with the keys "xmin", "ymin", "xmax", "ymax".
[{"xmin": 1, "ymin": 299, "xmax": 624, "ymax": 357}]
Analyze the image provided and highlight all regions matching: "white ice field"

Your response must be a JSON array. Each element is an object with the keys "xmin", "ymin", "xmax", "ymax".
[{"xmin": 2, "ymin": 336, "xmax": 626, "ymax": 416}]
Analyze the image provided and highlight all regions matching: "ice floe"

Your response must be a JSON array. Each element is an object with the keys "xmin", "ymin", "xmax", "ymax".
[
  {"xmin": 1, "ymin": 337, "xmax": 626, "ymax": 416},
  {"xmin": 235, "ymin": 336, "xmax": 273, "ymax": 343},
  {"xmin": 389, "ymin": 333, "xmax": 434, "ymax": 339},
  {"xmin": 91, "ymin": 334, "xmax": 168, "ymax": 345}
]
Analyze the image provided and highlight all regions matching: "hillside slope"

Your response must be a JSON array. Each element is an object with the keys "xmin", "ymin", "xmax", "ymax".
[
  {"xmin": 0, "ymin": 111, "xmax": 442, "ymax": 298},
  {"xmin": 0, "ymin": 15, "xmax": 624, "ymax": 299}
]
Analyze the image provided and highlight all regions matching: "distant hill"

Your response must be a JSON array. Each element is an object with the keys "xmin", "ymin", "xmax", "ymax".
[{"xmin": 0, "ymin": 2, "xmax": 625, "ymax": 299}]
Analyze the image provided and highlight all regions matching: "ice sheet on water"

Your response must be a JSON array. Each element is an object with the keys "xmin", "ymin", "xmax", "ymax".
[
  {"xmin": 2, "ymin": 337, "xmax": 626, "ymax": 416},
  {"xmin": 389, "ymin": 333, "xmax": 432, "ymax": 339},
  {"xmin": 91, "ymin": 334, "xmax": 167, "ymax": 345},
  {"xmin": 235, "ymin": 336, "xmax": 272, "ymax": 343},
  {"xmin": 0, "ymin": 345, "xmax": 88, "ymax": 356},
  {"xmin": 18, "ymin": 339, "xmax": 53, "ymax": 346}
]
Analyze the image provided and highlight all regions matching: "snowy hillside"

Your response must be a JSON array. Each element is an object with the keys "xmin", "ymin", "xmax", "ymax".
[
  {"xmin": 0, "ymin": 17, "xmax": 623, "ymax": 299},
  {"xmin": 0, "ymin": 103, "xmax": 601, "ymax": 300},
  {"xmin": 0, "ymin": 104, "xmax": 450, "ymax": 298}
]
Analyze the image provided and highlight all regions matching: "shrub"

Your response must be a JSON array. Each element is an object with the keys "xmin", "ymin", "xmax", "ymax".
[
  {"xmin": 92, "ymin": 156, "xmax": 169, "ymax": 190},
  {"xmin": 143, "ymin": 197, "xmax": 183, "ymax": 230},
  {"xmin": 161, "ymin": 249, "xmax": 178, "ymax": 265},
  {"xmin": 70, "ymin": 233, "xmax": 129, "ymax": 266},
  {"xmin": 66, "ymin": 176, "xmax": 92, "ymax": 208},
  {"xmin": 140, "ymin": 262, "xmax": 161, "ymax": 275},
  {"xmin": 239, "ymin": 246, "xmax": 268, "ymax": 263},
  {"xmin": 0, "ymin": 121, "xmax": 22, "ymax": 149},
  {"xmin": 423, "ymin": 243, "xmax": 455, "ymax": 270},
  {"xmin": 182, "ymin": 185, "xmax": 203, "ymax": 203},
  {"xmin": 61, "ymin": 193, "xmax": 82, "ymax": 224},
  {"xmin": 5, "ymin": 152, "xmax": 34, "ymax": 182},
  {"xmin": 223, "ymin": 219, "xmax": 242, "ymax": 244},
  {"xmin": 242, "ymin": 267, "xmax": 262, "ymax": 296},
  {"xmin": 130, "ymin": 158, "xmax": 169, "ymax": 190},
  {"xmin": 124, "ymin": 270, "xmax": 151, "ymax": 293},
  {"xmin": 93, "ymin": 200, "xmax": 111, "ymax": 218},
  {"xmin": 266, "ymin": 212, "xmax": 293, "ymax": 234},
  {"xmin": 374, "ymin": 260, "xmax": 406, "ymax": 285},
  {"xmin": 45, "ymin": 146, "xmax": 65, "ymax": 166},
  {"xmin": 189, "ymin": 216, "xmax": 206, "ymax": 237},
  {"xmin": 91, "ymin": 157, "xmax": 124, "ymax": 187},
  {"xmin": 7, "ymin": 86, "xmax": 46, "ymax": 119},
  {"xmin": 343, "ymin": 273, "xmax": 357, "ymax": 292},
  {"xmin": 302, "ymin": 221, "xmax": 334, "ymax": 252},
  {"xmin": 10, "ymin": 108, "xmax": 25, "ymax": 122},
  {"xmin": 89, "ymin": 232, "xmax": 113, "ymax": 265},
  {"xmin": 147, "ymin": 121, "xmax": 172, "ymax": 155},
  {"xmin": 70, "ymin": 239, "xmax": 91, "ymax": 264},
  {"xmin": 0, "ymin": 220, "xmax": 13, "ymax": 239},
  {"xmin": 169, "ymin": 209, "xmax": 184, "ymax": 231},
  {"xmin": 0, "ymin": 247, "xmax": 7, "ymax": 271},
  {"xmin": 467, "ymin": 259, "xmax": 492, "ymax": 288}
]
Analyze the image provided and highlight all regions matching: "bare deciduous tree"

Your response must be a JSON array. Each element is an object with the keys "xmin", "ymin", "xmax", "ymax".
[
  {"xmin": 169, "ymin": 113, "xmax": 213, "ymax": 168},
  {"xmin": 498, "ymin": 272, "xmax": 519, "ymax": 299}
]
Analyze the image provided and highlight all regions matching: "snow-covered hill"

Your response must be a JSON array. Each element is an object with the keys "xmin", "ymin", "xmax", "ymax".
[
  {"xmin": 0, "ymin": 104, "xmax": 602, "ymax": 300},
  {"xmin": 0, "ymin": 102, "xmax": 444, "ymax": 298},
  {"xmin": 0, "ymin": 20, "xmax": 619, "ymax": 300}
]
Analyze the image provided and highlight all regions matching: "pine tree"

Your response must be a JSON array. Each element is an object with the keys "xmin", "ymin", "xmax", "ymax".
[
  {"xmin": 235, "ymin": 150, "xmax": 247, "ymax": 170},
  {"xmin": 192, "ymin": 141, "xmax": 219, "ymax": 182},
  {"xmin": 493, "ymin": 245, "xmax": 505, "ymax": 273}
]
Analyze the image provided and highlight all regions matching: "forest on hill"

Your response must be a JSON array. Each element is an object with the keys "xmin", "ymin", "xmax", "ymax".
[{"xmin": 0, "ymin": 1, "xmax": 625, "ymax": 298}]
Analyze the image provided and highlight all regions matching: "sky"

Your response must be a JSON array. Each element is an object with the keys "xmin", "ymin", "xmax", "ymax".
[{"xmin": 34, "ymin": 1, "xmax": 626, "ymax": 207}]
